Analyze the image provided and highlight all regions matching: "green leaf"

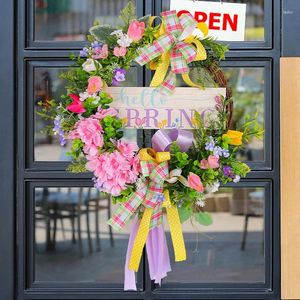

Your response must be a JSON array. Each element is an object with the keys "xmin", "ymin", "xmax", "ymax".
[
  {"xmin": 195, "ymin": 212, "xmax": 213, "ymax": 226},
  {"xmin": 89, "ymin": 25, "xmax": 116, "ymax": 42},
  {"xmin": 178, "ymin": 207, "xmax": 192, "ymax": 223},
  {"xmin": 119, "ymin": 1, "xmax": 136, "ymax": 29}
]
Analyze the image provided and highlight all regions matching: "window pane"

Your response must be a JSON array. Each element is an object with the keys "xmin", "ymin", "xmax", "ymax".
[
  {"xmin": 162, "ymin": 186, "xmax": 265, "ymax": 285},
  {"xmin": 162, "ymin": 0, "xmax": 265, "ymax": 41},
  {"xmin": 34, "ymin": 186, "xmax": 131, "ymax": 284},
  {"xmin": 224, "ymin": 67, "xmax": 265, "ymax": 162},
  {"xmin": 34, "ymin": 0, "xmax": 137, "ymax": 41},
  {"xmin": 34, "ymin": 66, "xmax": 139, "ymax": 161}
]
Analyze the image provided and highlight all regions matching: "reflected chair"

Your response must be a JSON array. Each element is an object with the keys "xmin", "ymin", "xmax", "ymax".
[{"xmin": 240, "ymin": 190, "xmax": 264, "ymax": 251}]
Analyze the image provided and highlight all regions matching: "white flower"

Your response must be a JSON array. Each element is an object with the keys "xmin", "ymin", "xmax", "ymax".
[
  {"xmin": 196, "ymin": 199, "xmax": 206, "ymax": 207},
  {"xmin": 205, "ymin": 181, "xmax": 220, "ymax": 194},
  {"xmin": 111, "ymin": 29, "xmax": 124, "ymax": 38},
  {"xmin": 117, "ymin": 34, "xmax": 133, "ymax": 48},
  {"xmin": 233, "ymin": 175, "xmax": 241, "ymax": 183},
  {"xmin": 79, "ymin": 91, "xmax": 89, "ymax": 101},
  {"xmin": 165, "ymin": 169, "xmax": 182, "ymax": 183},
  {"xmin": 82, "ymin": 58, "xmax": 97, "ymax": 73}
]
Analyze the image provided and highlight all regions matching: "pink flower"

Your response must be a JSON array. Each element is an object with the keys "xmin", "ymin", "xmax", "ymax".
[
  {"xmin": 113, "ymin": 46, "xmax": 127, "ymax": 57},
  {"xmin": 188, "ymin": 172, "xmax": 204, "ymax": 192},
  {"xmin": 92, "ymin": 108, "xmax": 118, "ymax": 120},
  {"xmin": 87, "ymin": 76, "xmax": 103, "ymax": 95},
  {"xmin": 66, "ymin": 94, "xmax": 86, "ymax": 113},
  {"xmin": 71, "ymin": 118, "xmax": 104, "ymax": 156},
  {"xmin": 117, "ymin": 139, "xmax": 139, "ymax": 158},
  {"xmin": 86, "ymin": 151, "xmax": 140, "ymax": 196},
  {"xmin": 127, "ymin": 20, "xmax": 145, "ymax": 42},
  {"xmin": 200, "ymin": 155, "xmax": 219, "ymax": 169},
  {"xmin": 92, "ymin": 44, "xmax": 109, "ymax": 59}
]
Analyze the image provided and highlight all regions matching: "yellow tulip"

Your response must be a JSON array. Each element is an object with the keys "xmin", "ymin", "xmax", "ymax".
[{"xmin": 222, "ymin": 130, "xmax": 243, "ymax": 146}]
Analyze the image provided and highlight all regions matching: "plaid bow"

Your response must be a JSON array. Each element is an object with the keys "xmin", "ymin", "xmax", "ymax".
[
  {"xmin": 135, "ymin": 10, "xmax": 207, "ymax": 94},
  {"xmin": 108, "ymin": 149, "xmax": 170, "ymax": 230}
]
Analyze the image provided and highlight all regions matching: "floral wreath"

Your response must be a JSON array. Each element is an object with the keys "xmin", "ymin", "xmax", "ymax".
[{"xmin": 39, "ymin": 2, "xmax": 263, "ymax": 290}]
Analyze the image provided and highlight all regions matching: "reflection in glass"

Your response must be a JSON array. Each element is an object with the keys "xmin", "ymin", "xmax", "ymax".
[
  {"xmin": 34, "ymin": 66, "xmax": 139, "ymax": 161},
  {"xmin": 163, "ymin": 187, "xmax": 265, "ymax": 284},
  {"xmin": 162, "ymin": 0, "xmax": 265, "ymax": 41},
  {"xmin": 224, "ymin": 67, "xmax": 264, "ymax": 162},
  {"xmin": 34, "ymin": 0, "xmax": 136, "ymax": 41},
  {"xmin": 34, "ymin": 187, "xmax": 130, "ymax": 283}
]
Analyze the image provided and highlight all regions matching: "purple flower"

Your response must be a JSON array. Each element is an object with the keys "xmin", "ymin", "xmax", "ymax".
[
  {"xmin": 79, "ymin": 47, "xmax": 89, "ymax": 57},
  {"xmin": 91, "ymin": 41, "xmax": 102, "ymax": 49},
  {"xmin": 213, "ymin": 146, "xmax": 223, "ymax": 157},
  {"xmin": 223, "ymin": 166, "xmax": 232, "ymax": 177},
  {"xmin": 222, "ymin": 149, "xmax": 230, "ymax": 158},
  {"xmin": 205, "ymin": 137, "xmax": 215, "ymax": 151},
  {"xmin": 53, "ymin": 116, "xmax": 66, "ymax": 146},
  {"xmin": 112, "ymin": 68, "xmax": 126, "ymax": 86}
]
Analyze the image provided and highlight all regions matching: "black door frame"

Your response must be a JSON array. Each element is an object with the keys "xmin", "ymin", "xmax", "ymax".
[{"xmin": 0, "ymin": 0, "xmax": 281, "ymax": 299}]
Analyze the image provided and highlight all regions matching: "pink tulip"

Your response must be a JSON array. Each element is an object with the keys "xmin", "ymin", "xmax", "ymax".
[
  {"xmin": 188, "ymin": 172, "xmax": 204, "ymax": 192},
  {"xmin": 127, "ymin": 20, "xmax": 145, "ymax": 42},
  {"xmin": 66, "ymin": 94, "xmax": 86, "ymax": 113},
  {"xmin": 113, "ymin": 46, "xmax": 127, "ymax": 57},
  {"xmin": 87, "ymin": 76, "xmax": 103, "ymax": 95}
]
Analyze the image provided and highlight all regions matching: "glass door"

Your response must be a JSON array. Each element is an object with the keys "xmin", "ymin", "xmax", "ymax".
[{"xmin": 12, "ymin": 0, "xmax": 281, "ymax": 299}]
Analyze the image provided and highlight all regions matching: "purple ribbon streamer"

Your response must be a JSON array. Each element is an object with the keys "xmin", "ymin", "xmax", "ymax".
[
  {"xmin": 124, "ymin": 218, "xmax": 171, "ymax": 290},
  {"xmin": 124, "ymin": 216, "xmax": 139, "ymax": 290},
  {"xmin": 146, "ymin": 225, "xmax": 171, "ymax": 285},
  {"xmin": 152, "ymin": 129, "xmax": 194, "ymax": 152}
]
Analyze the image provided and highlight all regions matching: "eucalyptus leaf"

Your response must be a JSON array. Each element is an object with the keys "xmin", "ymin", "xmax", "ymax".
[
  {"xmin": 138, "ymin": 14, "xmax": 151, "ymax": 25},
  {"xmin": 178, "ymin": 207, "xmax": 192, "ymax": 223},
  {"xmin": 89, "ymin": 25, "xmax": 116, "ymax": 42},
  {"xmin": 195, "ymin": 212, "xmax": 213, "ymax": 226}
]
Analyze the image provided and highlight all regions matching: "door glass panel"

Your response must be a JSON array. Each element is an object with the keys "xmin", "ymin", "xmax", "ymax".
[
  {"xmin": 34, "ymin": 0, "xmax": 137, "ymax": 41},
  {"xmin": 161, "ymin": 0, "xmax": 265, "ymax": 41},
  {"xmin": 34, "ymin": 66, "xmax": 139, "ymax": 161},
  {"xmin": 162, "ymin": 186, "xmax": 265, "ymax": 285},
  {"xmin": 34, "ymin": 186, "xmax": 131, "ymax": 284}
]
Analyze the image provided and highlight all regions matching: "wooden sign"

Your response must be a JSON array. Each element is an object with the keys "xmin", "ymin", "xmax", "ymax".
[
  {"xmin": 170, "ymin": 0, "xmax": 246, "ymax": 41},
  {"xmin": 106, "ymin": 87, "xmax": 226, "ymax": 129}
]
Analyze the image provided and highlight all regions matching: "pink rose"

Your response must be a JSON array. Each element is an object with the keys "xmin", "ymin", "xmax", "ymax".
[
  {"xmin": 87, "ymin": 76, "xmax": 103, "ymax": 95},
  {"xmin": 117, "ymin": 139, "xmax": 139, "ymax": 158},
  {"xmin": 66, "ymin": 94, "xmax": 86, "ymax": 113},
  {"xmin": 127, "ymin": 20, "xmax": 145, "ymax": 42},
  {"xmin": 113, "ymin": 46, "xmax": 127, "ymax": 57},
  {"xmin": 207, "ymin": 155, "xmax": 219, "ymax": 168},
  {"xmin": 200, "ymin": 155, "xmax": 219, "ymax": 169},
  {"xmin": 188, "ymin": 172, "xmax": 204, "ymax": 192}
]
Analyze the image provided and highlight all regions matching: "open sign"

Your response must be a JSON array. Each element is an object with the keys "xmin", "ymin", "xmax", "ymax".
[{"xmin": 170, "ymin": 0, "xmax": 246, "ymax": 41}]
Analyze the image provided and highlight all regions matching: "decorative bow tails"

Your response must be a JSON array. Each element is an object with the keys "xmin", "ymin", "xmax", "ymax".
[
  {"xmin": 135, "ymin": 10, "xmax": 208, "ymax": 94},
  {"xmin": 108, "ymin": 147, "xmax": 187, "ymax": 272}
]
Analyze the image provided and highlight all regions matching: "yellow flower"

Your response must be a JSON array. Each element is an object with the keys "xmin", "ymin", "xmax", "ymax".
[{"xmin": 222, "ymin": 130, "xmax": 243, "ymax": 146}]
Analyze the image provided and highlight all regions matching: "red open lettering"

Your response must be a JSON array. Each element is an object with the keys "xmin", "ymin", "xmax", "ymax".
[
  {"xmin": 223, "ymin": 13, "xmax": 238, "ymax": 31},
  {"xmin": 209, "ymin": 13, "xmax": 221, "ymax": 30},
  {"xmin": 177, "ymin": 10, "xmax": 191, "ymax": 18},
  {"xmin": 194, "ymin": 11, "xmax": 207, "ymax": 23}
]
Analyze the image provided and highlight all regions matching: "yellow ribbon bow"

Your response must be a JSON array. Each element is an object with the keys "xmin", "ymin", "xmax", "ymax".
[
  {"xmin": 135, "ymin": 10, "xmax": 208, "ymax": 94},
  {"xmin": 128, "ymin": 148, "xmax": 187, "ymax": 272}
]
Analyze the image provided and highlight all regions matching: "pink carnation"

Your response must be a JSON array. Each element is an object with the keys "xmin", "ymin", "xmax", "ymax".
[
  {"xmin": 92, "ymin": 108, "xmax": 118, "ymax": 120},
  {"xmin": 117, "ymin": 139, "xmax": 139, "ymax": 158},
  {"xmin": 86, "ymin": 151, "xmax": 140, "ymax": 196},
  {"xmin": 70, "ymin": 118, "xmax": 104, "ymax": 156}
]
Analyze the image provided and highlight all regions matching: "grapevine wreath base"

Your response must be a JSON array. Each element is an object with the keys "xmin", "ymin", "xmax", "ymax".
[{"xmin": 39, "ymin": 2, "xmax": 263, "ymax": 290}]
